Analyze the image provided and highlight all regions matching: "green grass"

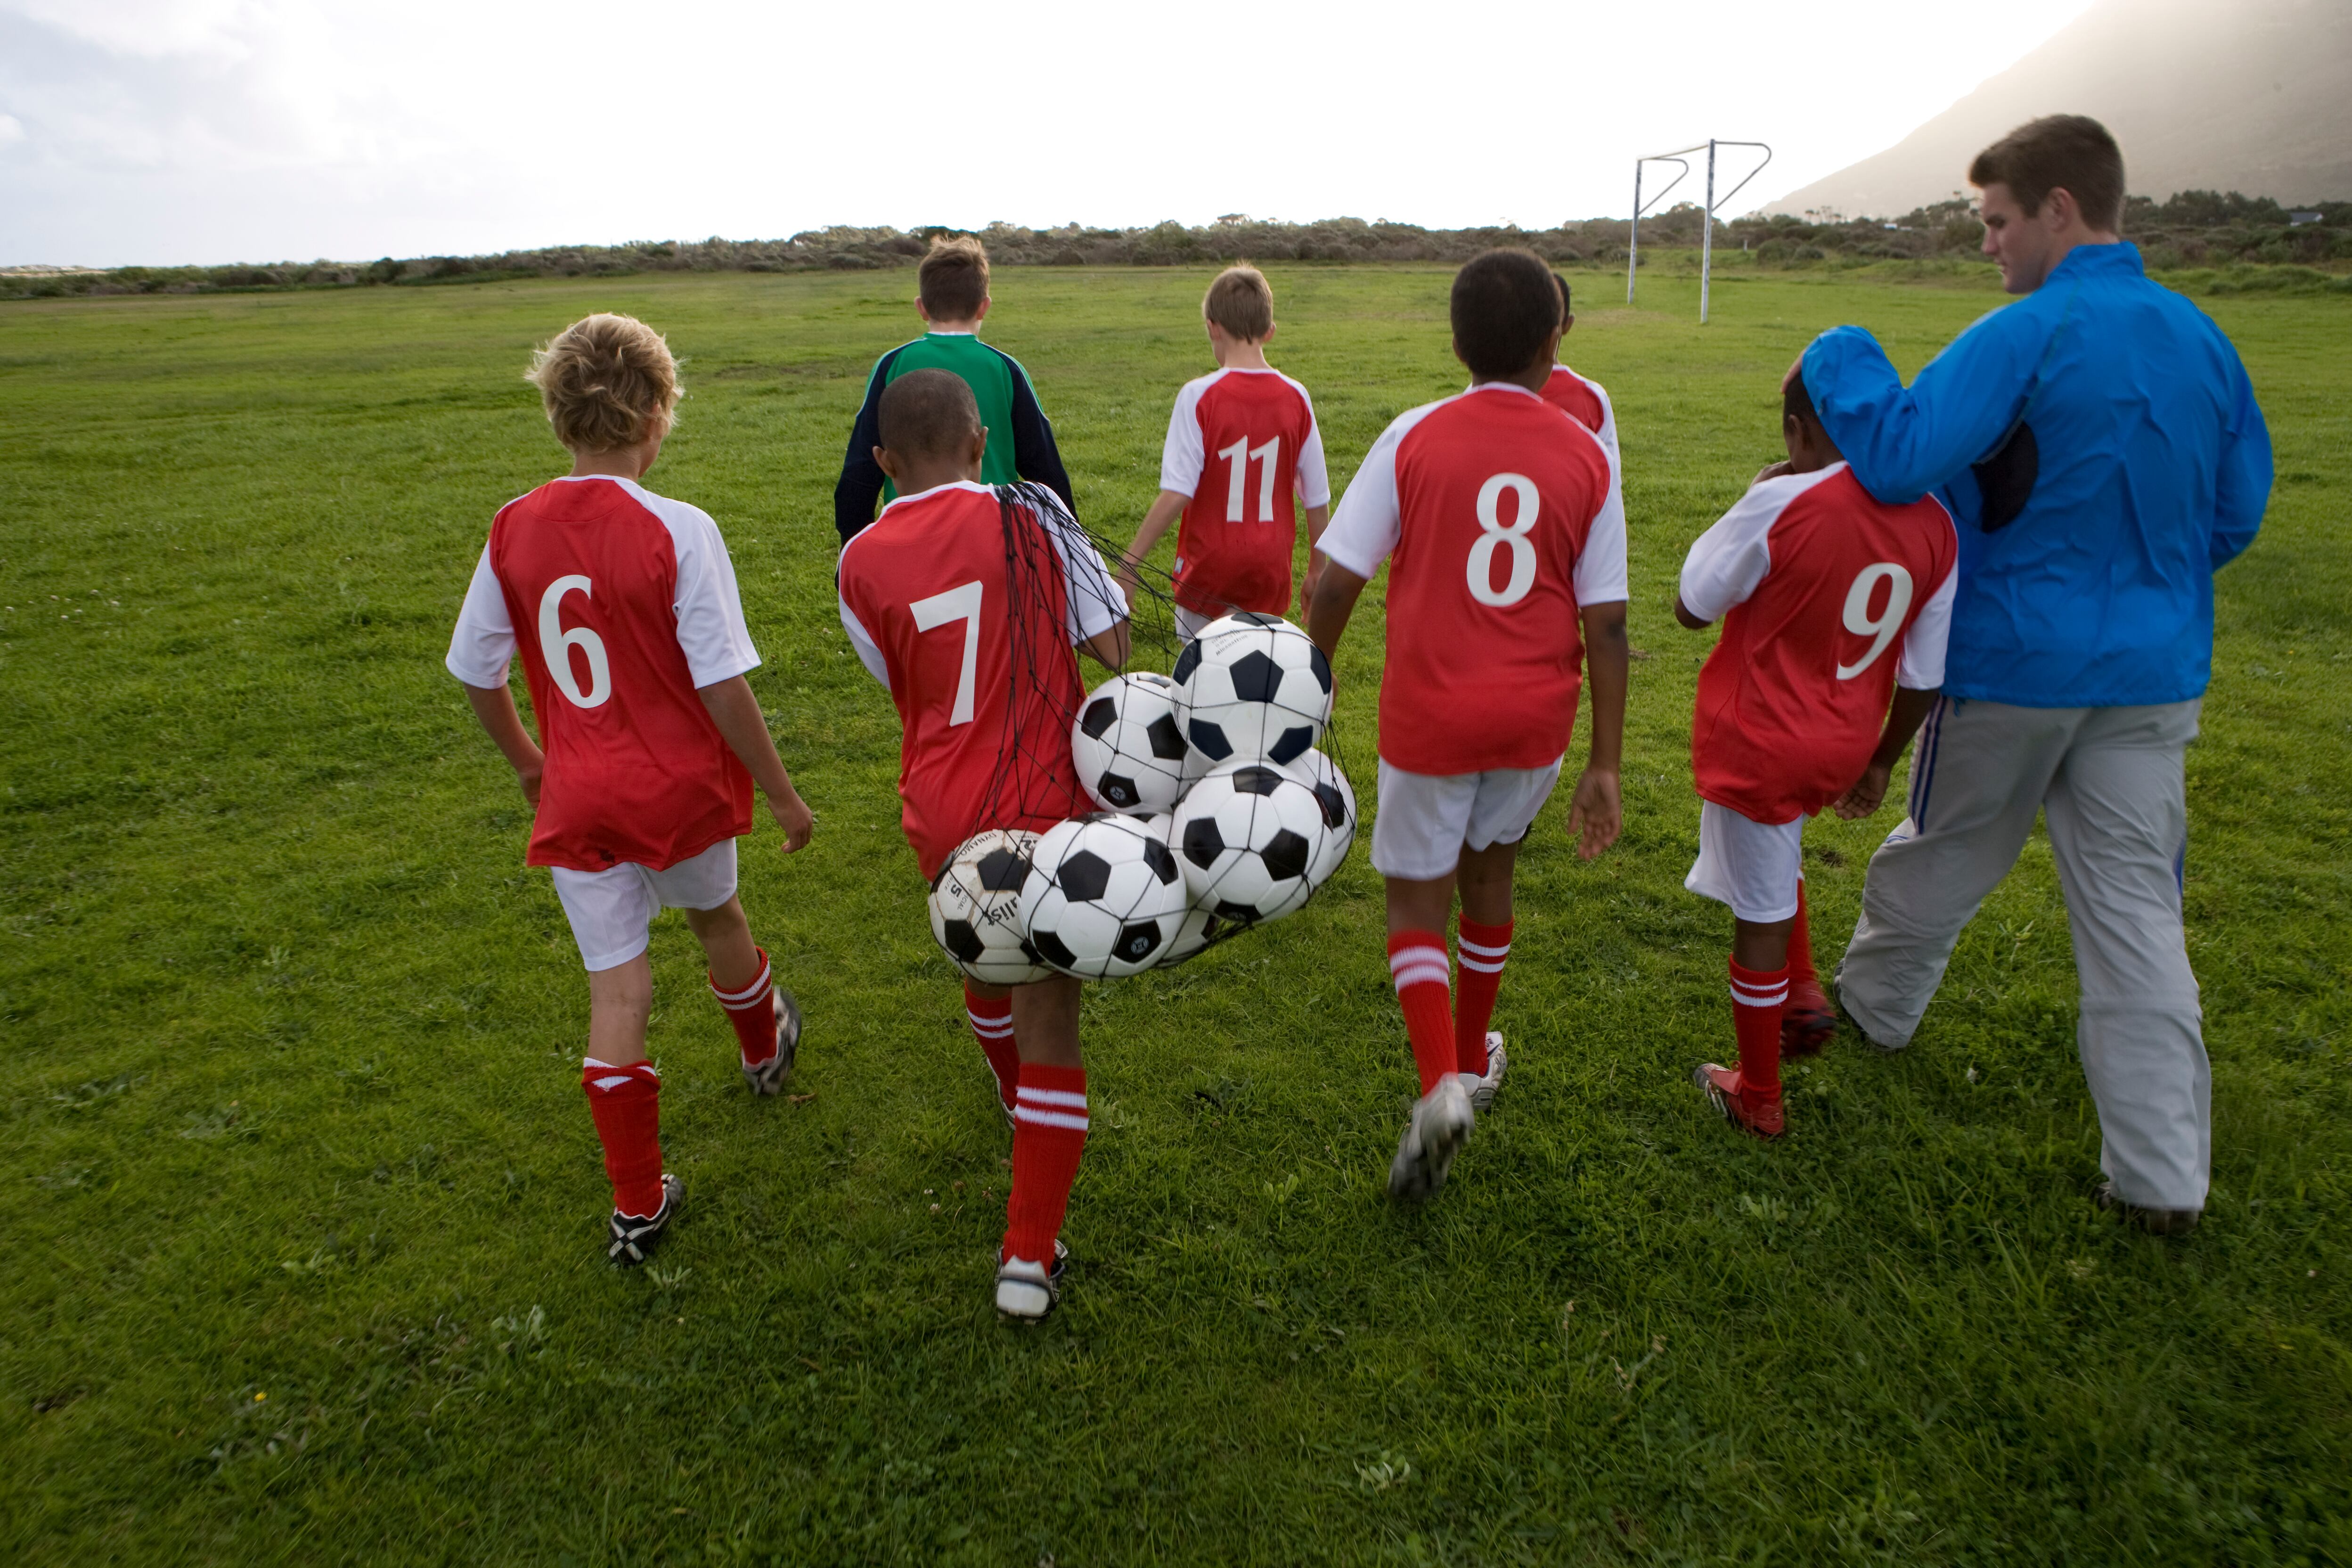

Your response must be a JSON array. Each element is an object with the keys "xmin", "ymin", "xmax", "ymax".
[{"xmin": 1, "ymin": 266, "xmax": 2346, "ymax": 1565}]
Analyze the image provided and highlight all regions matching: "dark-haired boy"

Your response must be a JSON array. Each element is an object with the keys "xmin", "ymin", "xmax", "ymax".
[
  {"xmin": 835, "ymin": 369, "xmax": 1130, "ymax": 1316},
  {"xmin": 1308, "ymin": 248, "xmax": 1629, "ymax": 1200},
  {"xmin": 833, "ymin": 237, "xmax": 1078, "ymax": 545},
  {"xmin": 1672, "ymin": 376, "xmax": 1957, "ymax": 1136},
  {"xmin": 1541, "ymin": 272, "xmax": 1624, "ymax": 526}
]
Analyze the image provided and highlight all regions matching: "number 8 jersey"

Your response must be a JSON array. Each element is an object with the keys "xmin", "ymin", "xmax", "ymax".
[
  {"xmin": 1319, "ymin": 382, "xmax": 1626, "ymax": 775},
  {"xmin": 1679, "ymin": 462, "xmax": 1958, "ymax": 825},
  {"xmin": 445, "ymin": 474, "xmax": 762, "ymax": 873}
]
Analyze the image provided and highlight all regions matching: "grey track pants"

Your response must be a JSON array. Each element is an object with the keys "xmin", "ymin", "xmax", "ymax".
[{"xmin": 1837, "ymin": 698, "xmax": 2209, "ymax": 1211}]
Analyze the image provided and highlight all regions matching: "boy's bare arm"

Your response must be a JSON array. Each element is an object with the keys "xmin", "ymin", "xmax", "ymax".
[
  {"xmin": 1831, "ymin": 685, "xmax": 1941, "ymax": 819},
  {"xmin": 463, "ymin": 682, "xmax": 545, "ymax": 805},
  {"xmin": 1304, "ymin": 557, "xmax": 1367, "ymax": 666},
  {"xmin": 697, "ymin": 676, "xmax": 815, "ymax": 852},
  {"xmin": 1300, "ymin": 502, "xmax": 1333, "ymax": 598},
  {"xmin": 1567, "ymin": 600, "xmax": 1629, "ymax": 860},
  {"xmin": 1672, "ymin": 593, "xmax": 1711, "ymax": 630},
  {"xmin": 1116, "ymin": 490, "xmax": 1189, "ymax": 603},
  {"xmin": 1078, "ymin": 620, "xmax": 1131, "ymax": 671}
]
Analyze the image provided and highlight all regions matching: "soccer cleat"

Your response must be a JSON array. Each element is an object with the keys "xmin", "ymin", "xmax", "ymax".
[
  {"xmin": 1458, "ymin": 1032, "xmax": 1509, "ymax": 1113},
  {"xmin": 739, "ymin": 987, "xmax": 802, "ymax": 1096},
  {"xmin": 1780, "ymin": 980, "xmax": 1835, "ymax": 1058},
  {"xmin": 994, "ymin": 1238, "xmax": 1071, "ymax": 1320},
  {"xmin": 2095, "ymin": 1180, "xmax": 2201, "ymax": 1237},
  {"xmin": 1693, "ymin": 1062, "xmax": 1786, "ymax": 1138},
  {"xmin": 1388, "ymin": 1074, "xmax": 1476, "ymax": 1201},
  {"xmin": 607, "ymin": 1173, "xmax": 685, "ymax": 1265}
]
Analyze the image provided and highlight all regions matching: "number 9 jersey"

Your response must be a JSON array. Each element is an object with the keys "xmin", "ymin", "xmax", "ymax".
[
  {"xmin": 1679, "ymin": 463, "xmax": 1958, "ymax": 824},
  {"xmin": 1319, "ymin": 382, "xmax": 1626, "ymax": 775},
  {"xmin": 445, "ymin": 474, "xmax": 763, "ymax": 873}
]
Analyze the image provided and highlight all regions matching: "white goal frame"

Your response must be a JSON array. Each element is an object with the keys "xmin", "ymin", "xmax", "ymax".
[{"xmin": 1627, "ymin": 138, "xmax": 1773, "ymax": 323}]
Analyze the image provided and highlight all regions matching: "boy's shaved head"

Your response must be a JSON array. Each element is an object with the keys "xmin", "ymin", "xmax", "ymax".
[
  {"xmin": 1451, "ymin": 248, "xmax": 1559, "ymax": 379},
  {"xmin": 878, "ymin": 368, "xmax": 982, "ymax": 461},
  {"xmin": 1783, "ymin": 371, "xmax": 1822, "ymax": 433}
]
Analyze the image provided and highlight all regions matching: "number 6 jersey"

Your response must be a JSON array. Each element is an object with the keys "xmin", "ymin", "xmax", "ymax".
[
  {"xmin": 445, "ymin": 474, "xmax": 762, "ymax": 873},
  {"xmin": 1319, "ymin": 381, "xmax": 1626, "ymax": 775},
  {"xmin": 1679, "ymin": 462, "xmax": 1958, "ymax": 825}
]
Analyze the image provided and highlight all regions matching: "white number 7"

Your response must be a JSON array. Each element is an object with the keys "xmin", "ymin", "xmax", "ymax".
[
  {"xmin": 911, "ymin": 580, "xmax": 984, "ymax": 725},
  {"xmin": 1836, "ymin": 562, "xmax": 1914, "ymax": 680}
]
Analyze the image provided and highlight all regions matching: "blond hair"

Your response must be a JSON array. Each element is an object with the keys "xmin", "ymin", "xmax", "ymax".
[
  {"xmin": 1202, "ymin": 265, "xmax": 1274, "ymax": 341},
  {"xmin": 525, "ymin": 313, "xmax": 680, "ymax": 452},
  {"xmin": 917, "ymin": 237, "xmax": 990, "ymax": 320}
]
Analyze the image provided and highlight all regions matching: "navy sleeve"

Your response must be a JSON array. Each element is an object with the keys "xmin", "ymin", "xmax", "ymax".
[
  {"xmin": 833, "ymin": 349, "xmax": 898, "ymax": 547},
  {"xmin": 1000, "ymin": 351, "xmax": 1078, "ymax": 521}
]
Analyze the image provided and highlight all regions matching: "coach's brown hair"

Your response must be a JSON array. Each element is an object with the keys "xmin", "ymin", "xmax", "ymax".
[
  {"xmin": 918, "ymin": 237, "xmax": 991, "ymax": 321},
  {"xmin": 525, "ymin": 313, "xmax": 680, "ymax": 452},
  {"xmin": 878, "ymin": 368, "xmax": 982, "ymax": 461},
  {"xmin": 1968, "ymin": 114, "xmax": 2126, "ymax": 231},
  {"xmin": 1202, "ymin": 265, "xmax": 1274, "ymax": 341},
  {"xmin": 1451, "ymin": 248, "xmax": 1558, "ymax": 380}
]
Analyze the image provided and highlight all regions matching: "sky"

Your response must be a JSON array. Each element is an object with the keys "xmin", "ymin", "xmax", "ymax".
[{"xmin": 0, "ymin": 0, "xmax": 2100, "ymax": 268}]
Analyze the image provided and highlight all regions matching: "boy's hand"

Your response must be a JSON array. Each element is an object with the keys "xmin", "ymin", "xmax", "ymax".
[
  {"xmin": 514, "ymin": 758, "xmax": 544, "ymax": 807},
  {"xmin": 1566, "ymin": 765, "xmax": 1622, "ymax": 860},
  {"xmin": 1754, "ymin": 458, "xmax": 1795, "ymax": 485},
  {"xmin": 1112, "ymin": 563, "xmax": 1144, "ymax": 612},
  {"xmin": 770, "ymin": 788, "xmax": 815, "ymax": 853},
  {"xmin": 1830, "ymin": 762, "xmax": 1893, "ymax": 820}
]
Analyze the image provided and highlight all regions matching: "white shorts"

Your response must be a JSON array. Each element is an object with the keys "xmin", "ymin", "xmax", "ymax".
[
  {"xmin": 1683, "ymin": 801, "xmax": 1805, "ymax": 923},
  {"xmin": 1370, "ymin": 757, "xmax": 1564, "ymax": 881},
  {"xmin": 1173, "ymin": 602, "xmax": 1213, "ymax": 643},
  {"xmin": 550, "ymin": 839, "xmax": 739, "ymax": 972}
]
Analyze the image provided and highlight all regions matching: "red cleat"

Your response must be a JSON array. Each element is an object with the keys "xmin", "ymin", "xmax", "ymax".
[
  {"xmin": 1781, "ymin": 979, "xmax": 1835, "ymax": 1058},
  {"xmin": 1693, "ymin": 1062, "xmax": 1786, "ymax": 1138}
]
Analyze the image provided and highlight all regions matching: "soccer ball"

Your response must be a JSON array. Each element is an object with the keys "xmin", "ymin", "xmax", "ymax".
[
  {"xmin": 1071, "ymin": 671, "xmax": 1190, "ymax": 816},
  {"xmin": 928, "ymin": 829, "xmax": 1054, "ymax": 985},
  {"xmin": 1171, "ymin": 761, "xmax": 1330, "ymax": 925},
  {"xmin": 1282, "ymin": 749, "xmax": 1358, "ymax": 887},
  {"xmin": 1158, "ymin": 901, "xmax": 1235, "ymax": 967},
  {"xmin": 1017, "ymin": 813, "xmax": 1190, "ymax": 979},
  {"xmin": 1173, "ymin": 612, "xmax": 1332, "ymax": 769}
]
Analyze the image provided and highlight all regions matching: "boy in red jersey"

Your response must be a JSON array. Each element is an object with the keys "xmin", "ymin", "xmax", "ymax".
[
  {"xmin": 446, "ymin": 314, "xmax": 817, "ymax": 1265},
  {"xmin": 1114, "ymin": 266, "xmax": 1331, "ymax": 637},
  {"xmin": 1673, "ymin": 375, "xmax": 1958, "ymax": 1136},
  {"xmin": 835, "ymin": 369, "xmax": 1131, "ymax": 1317},
  {"xmin": 1307, "ymin": 249, "xmax": 1630, "ymax": 1200},
  {"xmin": 1542, "ymin": 272, "xmax": 1623, "ymax": 504}
]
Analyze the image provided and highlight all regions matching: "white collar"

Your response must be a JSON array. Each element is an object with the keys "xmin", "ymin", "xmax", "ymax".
[
  {"xmin": 878, "ymin": 477, "xmax": 992, "ymax": 513},
  {"xmin": 1462, "ymin": 379, "xmax": 1544, "ymax": 400}
]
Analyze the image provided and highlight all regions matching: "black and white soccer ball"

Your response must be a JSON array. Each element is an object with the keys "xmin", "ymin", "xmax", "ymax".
[
  {"xmin": 1282, "ymin": 749, "xmax": 1358, "ymax": 887},
  {"xmin": 1173, "ymin": 612, "xmax": 1333, "ymax": 769},
  {"xmin": 928, "ymin": 829, "xmax": 1054, "ymax": 985},
  {"xmin": 1157, "ymin": 901, "xmax": 1235, "ymax": 967},
  {"xmin": 1071, "ymin": 671, "xmax": 1190, "ymax": 816},
  {"xmin": 1170, "ymin": 761, "xmax": 1330, "ymax": 925},
  {"xmin": 1016, "ymin": 813, "xmax": 1190, "ymax": 979}
]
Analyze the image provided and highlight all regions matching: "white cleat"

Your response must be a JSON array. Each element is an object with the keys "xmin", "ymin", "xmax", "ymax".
[
  {"xmin": 994, "ymin": 1239, "xmax": 1070, "ymax": 1320},
  {"xmin": 1458, "ymin": 1032, "xmax": 1508, "ymax": 1113},
  {"xmin": 1388, "ymin": 1074, "xmax": 1476, "ymax": 1201}
]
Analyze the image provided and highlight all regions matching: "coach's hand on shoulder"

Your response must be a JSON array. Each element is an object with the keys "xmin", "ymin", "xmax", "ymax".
[
  {"xmin": 1830, "ymin": 762, "xmax": 1893, "ymax": 820},
  {"xmin": 1566, "ymin": 766, "xmax": 1622, "ymax": 861},
  {"xmin": 771, "ymin": 787, "xmax": 815, "ymax": 854}
]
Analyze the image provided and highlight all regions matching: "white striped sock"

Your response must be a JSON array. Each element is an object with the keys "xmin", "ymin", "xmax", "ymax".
[{"xmin": 1389, "ymin": 943, "xmax": 1449, "ymax": 993}]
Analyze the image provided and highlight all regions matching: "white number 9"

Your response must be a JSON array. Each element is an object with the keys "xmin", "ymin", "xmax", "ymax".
[
  {"xmin": 1466, "ymin": 472, "xmax": 1540, "ymax": 607},
  {"xmin": 1836, "ymin": 562, "xmax": 1914, "ymax": 680},
  {"xmin": 538, "ymin": 574, "xmax": 612, "ymax": 709}
]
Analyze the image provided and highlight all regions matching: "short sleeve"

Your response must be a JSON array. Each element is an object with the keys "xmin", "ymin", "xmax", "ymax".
[
  {"xmin": 1026, "ymin": 484, "xmax": 1130, "ymax": 645},
  {"xmin": 1896, "ymin": 555, "xmax": 1958, "ymax": 689},
  {"xmin": 445, "ymin": 542, "xmax": 518, "ymax": 688},
  {"xmin": 1159, "ymin": 378, "xmax": 1210, "ymax": 498},
  {"xmin": 1679, "ymin": 479, "xmax": 1798, "ymax": 622},
  {"xmin": 1292, "ymin": 382, "xmax": 1332, "ymax": 508},
  {"xmin": 1318, "ymin": 408, "xmax": 1425, "ymax": 578},
  {"xmin": 1570, "ymin": 425, "xmax": 1628, "ymax": 605},
  {"xmin": 658, "ymin": 502, "xmax": 762, "ymax": 688},
  {"xmin": 836, "ymin": 589, "xmax": 890, "ymax": 690}
]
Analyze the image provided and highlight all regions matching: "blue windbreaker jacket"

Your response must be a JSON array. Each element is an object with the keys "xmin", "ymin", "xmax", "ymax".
[{"xmin": 1801, "ymin": 243, "xmax": 2271, "ymax": 708}]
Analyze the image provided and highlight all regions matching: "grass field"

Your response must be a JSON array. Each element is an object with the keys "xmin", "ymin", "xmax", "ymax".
[{"xmin": 2, "ymin": 264, "xmax": 2347, "ymax": 1566}]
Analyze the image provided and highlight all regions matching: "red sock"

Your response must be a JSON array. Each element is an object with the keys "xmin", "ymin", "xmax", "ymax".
[
  {"xmin": 710, "ymin": 947, "xmax": 778, "ymax": 1066},
  {"xmin": 580, "ymin": 1058, "xmax": 664, "ymax": 1217},
  {"xmin": 1787, "ymin": 882, "xmax": 1819, "ymax": 990},
  {"xmin": 964, "ymin": 983, "xmax": 1020, "ymax": 1114},
  {"xmin": 1454, "ymin": 916, "xmax": 1512, "ymax": 1077},
  {"xmin": 1388, "ymin": 931, "xmax": 1455, "ymax": 1097},
  {"xmin": 1728, "ymin": 958, "xmax": 1789, "ymax": 1098},
  {"xmin": 1003, "ymin": 1063, "xmax": 1086, "ymax": 1264}
]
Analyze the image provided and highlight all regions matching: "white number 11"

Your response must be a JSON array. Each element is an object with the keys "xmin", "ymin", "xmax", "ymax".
[
  {"xmin": 910, "ymin": 580, "xmax": 983, "ymax": 725},
  {"xmin": 1218, "ymin": 434, "xmax": 1281, "ymax": 522}
]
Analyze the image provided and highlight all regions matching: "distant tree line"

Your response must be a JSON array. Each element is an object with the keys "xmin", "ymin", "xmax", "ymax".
[{"xmin": 5, "ymin": 194, "xmax": 2347, "ymax": 301}]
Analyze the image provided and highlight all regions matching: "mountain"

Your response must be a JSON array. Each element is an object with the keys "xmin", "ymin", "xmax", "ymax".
[{"xmin": 1765, "ymin": 0, "xmax": 2352, "ymax": 218}]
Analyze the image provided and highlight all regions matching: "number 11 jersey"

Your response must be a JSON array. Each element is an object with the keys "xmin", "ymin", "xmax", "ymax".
[{"xmin": 1160, "ymin": 368, "xmax": 1330, "ymax": 617}]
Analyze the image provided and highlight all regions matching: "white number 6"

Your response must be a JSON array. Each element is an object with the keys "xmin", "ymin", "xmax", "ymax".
[
  {"xmin": 1466, "ymin": 472, "xmax": 1539, "ymax": 607},
  {"xmin": 537, "ymin": 574, "xmax": 611, "ymax": 709},
  {"xmin": 1836, "ymin": 562, "xmax": 1914, "ymax": 680}
]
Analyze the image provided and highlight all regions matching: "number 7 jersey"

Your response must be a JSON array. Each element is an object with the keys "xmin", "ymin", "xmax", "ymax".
[{"xmin": 1679, "ymin": 462, "xmax": 1958, "ymax": 824}]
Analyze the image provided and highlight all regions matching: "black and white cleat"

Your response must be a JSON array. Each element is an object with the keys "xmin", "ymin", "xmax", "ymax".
[
  {"xmin": 994, "ymin": 1238, "xmax": 1071, "ymax": 1320},
  {"xmin": 607, "ymin": 1173, "xmax": 685, "ymax": 1266},
  {"xmin": 740, "ymin": 987, "xmax": 802, "ymax": 1096},
  {"xmin": 1388, "ymin": 1074, "xmax": 1475, "ymax": 1201}
]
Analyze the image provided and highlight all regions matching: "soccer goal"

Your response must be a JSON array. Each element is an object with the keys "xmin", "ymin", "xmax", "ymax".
[{"xmin": 1627, "ymin": 138, "xmax": 1773, "ymax": 323}]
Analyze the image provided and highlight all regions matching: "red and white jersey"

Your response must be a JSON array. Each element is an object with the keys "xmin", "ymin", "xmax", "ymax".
[
  {"xmin": 1320, "ymin": 381, "xmax": 1625, "ymax": 776},
  {"xmin": 837, "ymin": 480, "xmax": 1127, "ymax": 880},
  {"xmin": 1159, "ymin": 367, "xmax": 1331, "ymax": 617},
  {"xmin": 1680, "ymin": 463, "xmax": 1958, "ymax": 824},
  {"xmin": 446, "ymin": 474, "xmax": 762, "ymax": 873}
]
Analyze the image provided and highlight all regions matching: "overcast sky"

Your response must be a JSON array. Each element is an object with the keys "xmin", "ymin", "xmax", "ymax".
[{"xmin": 0, "ymin": 0, "xmax": 2099, "ymax": 267}]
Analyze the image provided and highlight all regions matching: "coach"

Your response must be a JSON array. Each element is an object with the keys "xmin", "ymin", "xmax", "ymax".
[{"xmin": 1796, "ymin": 115, "xmax": 2272, "ymax": 1234}]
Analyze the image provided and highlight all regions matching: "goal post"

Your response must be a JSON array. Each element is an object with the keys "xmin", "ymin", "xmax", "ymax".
[{"xmin": 1627, "ymin": 138, "xmax": 1773, "ymax": 322}]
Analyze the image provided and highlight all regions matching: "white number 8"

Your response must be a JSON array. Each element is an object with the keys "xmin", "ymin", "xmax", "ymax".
[
  {"xmin": 1836, "ymin": 562, "xmax": 1914, "ymax": 680},
  {"xmin": 1466, "ymin": 472, "xmax": 1540, "ymax": 607},
  {"xmin": 537, "ymin": 574, "xmax": 612, "ymax": 709}
]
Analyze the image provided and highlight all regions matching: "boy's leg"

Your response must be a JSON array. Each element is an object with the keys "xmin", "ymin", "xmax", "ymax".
[
  {"xmin": 1385, "ymin": 875, "xmax": 1459, "ymax": 1096},
  {"xmin": 1686, "ymin": 804, "xmax": 1800, "ymax": 1137},
  {"xmin": 998, "ymin": 976, "xmax": 1087, "ymax": 1315},
  {"xmin": 964, "ymin": 979, "xmax": 1021, "ymax": 1121},
  {"xmin": 1780, "ymin": 876, "xmax": 1835, "ymax": 1056},
  {"xmin": 580, "ymin": 954, "xmax": 669, "ymax": 1217},
  {"xmin": 1370, "ymin": 762, "xmax": 1479, "ymax": 1200},
  {"xmin": 660, "ymin": 843, "xmax": 799, "ymax": 1091},
  {"xmin": 1453, "ymin": 841, "xmax": 1517, "ymax": 1081}
]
